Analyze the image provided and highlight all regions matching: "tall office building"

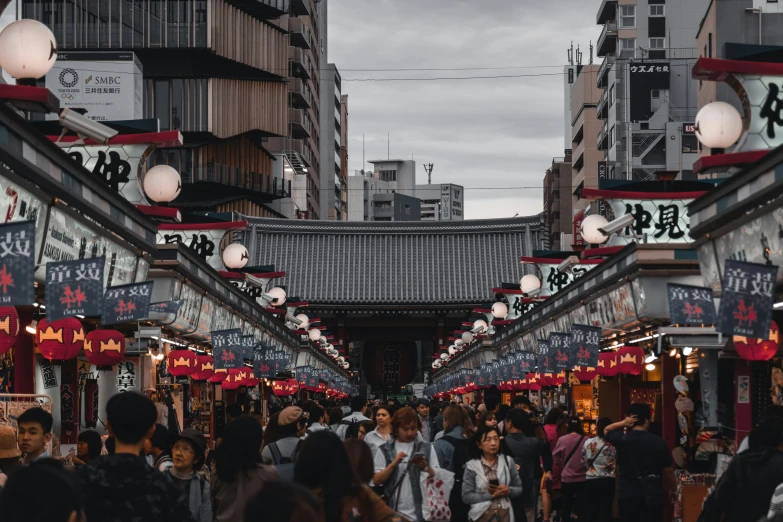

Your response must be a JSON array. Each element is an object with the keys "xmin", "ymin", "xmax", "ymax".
[
  {"xmin": 543, "ymin": 153, "xmax": 573, "ymax": 251},
  {"xmin": 569, "ymin": 65, "xmax": 602, "ymax": 215},
  {"xmin": 340, "ymin": 94, "xmax": 349, "ymax": 220},
  {"xmin": 319, "ymin": 64, "xmax": 345, "ymax": 220},
  {"xmin": 595, "ymin": 0, "xmax": 708, "ymax": 180}
]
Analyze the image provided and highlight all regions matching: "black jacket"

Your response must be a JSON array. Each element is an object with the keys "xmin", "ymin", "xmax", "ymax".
[{"xmin": 502, "ymin": 432, "xmax": 553, "ymax": 506}]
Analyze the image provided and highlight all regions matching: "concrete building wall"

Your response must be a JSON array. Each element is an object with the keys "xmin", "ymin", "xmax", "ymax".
[
  {"xmin": 570, "ymin": 66, "xmax": 602, "ymax": 215},
  {"xmin": 368, "ymin": 160, "xmax": 416, "ymax": 197},
  {"xmin": 320, "ymin": 64, "xmax": 343, "ymax": 220}
]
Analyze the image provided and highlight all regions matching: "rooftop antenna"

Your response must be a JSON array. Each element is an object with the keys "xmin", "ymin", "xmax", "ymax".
[
  {"xmin": 424, "ymin": 163, "xmax": 434, "ymax": 185},
  {"xmin": 589, "ymin": 41, "xmax": 594, "ymax": 65},
  {"xmin": 362, "ymin": 134, "xmax": 365, "ymax": 175},
  {"xmin": 387, "ymin": 133, "xmax": 390, "ymax": 159},
  {"xmin": 567, "ymin": 42, "xmax": 574, "ymax": 66},
  {"xmin": 576, "ymin": 44, "xmax": 583, "ymax": 66}
]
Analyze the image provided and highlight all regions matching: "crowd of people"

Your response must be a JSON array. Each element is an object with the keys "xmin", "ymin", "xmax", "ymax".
[{"xmin": 1, "ymin": 391, "xmax": 782, "ymax": 522}]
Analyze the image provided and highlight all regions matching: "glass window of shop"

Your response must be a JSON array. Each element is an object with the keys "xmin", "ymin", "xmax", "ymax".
[{"xmin": 144, "ymin": 79, "xmax": 208, "ymax": 132}]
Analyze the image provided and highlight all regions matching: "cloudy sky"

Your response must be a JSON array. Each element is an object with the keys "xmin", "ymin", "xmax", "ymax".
[{"xmin": 329, "ymin": 0, "xmax": 599, "ymax": 219}]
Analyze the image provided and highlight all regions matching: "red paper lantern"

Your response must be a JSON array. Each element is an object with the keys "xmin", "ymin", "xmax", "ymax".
[
  {"xmin": 167, "ymin": 349, "xmax": 198, "ymax": 376},
  {"xmin": 0, "ymin": 306, "xmax": 19, "ymax": 355},
  {"xmin": 597, "ymin": 352, "xmax": 619, "ymax": 377},
  {"xmin": 617, "ymin": 346, "xmax": 644, "ymax": 375},
  {"xmin": 192, "ymin": 356, "xmax": 215, "ymax": 381},
  {"xmin": 207, "ymin": 368, "xmax": 229, "ymax": 383},
  {"xmin": 221, "ymin": 369, "xmax": 243, "ymax": 390},
  {"xmin": 525, "ymin": 372, "xmax": 541, "ymax": 391},
  {"xmin": 552, "ymin": 371, "xmax": 566, "ymax": 386},
  {"xmin": 84, "ymin": 330, "xmax": 126, "ymax": 368},
  {"xmin": 537, "ymin": 373, "xmax": 552, "ymax": 387},
  {"xmin": 287, "ymin": 378, "xmax": 299, "ymax": 394},
  {"xmin": 240, "ymin": 370, "xmax": 259, "ymax": 388},
  {"xmin": 734, "ymin": 321, "xmax": 780, "ymax": 361},
  {"xmin": 573, "ymin": 366, "xmax": 597, "ymax": 382},
  {"xmin": 36, "ymin": 318, "xmax": 84, "ymax": 361}
]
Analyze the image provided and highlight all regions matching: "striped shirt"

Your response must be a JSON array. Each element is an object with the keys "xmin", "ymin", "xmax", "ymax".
[
  {"xmin": 481, "ymin": 457, "xmax": 504, "ymax": 510},
  {"xmin": 768, "ymin": 481, "xmax": 783, "ymax": 518}
]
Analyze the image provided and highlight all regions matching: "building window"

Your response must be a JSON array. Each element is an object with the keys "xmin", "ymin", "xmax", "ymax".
[
  {"xmin": 708, "ymin": 33, "xmax": 713, "ymax": 58},
  {"xmin": 610, "ymin": 125, "xmax": 615, "ymax": 147},
  {"xmin": 649, "ymin": 37, "xmax": 666, "ymax": 58},
  {"xmin": 620, "ymin": 38, "xmax": 637, "ymax": 59},
  {"xmin": 620, "ymin": 6, "xmax": 636, "ymax": 28},
  {"xmin": 609, "ymin": 84, "xmax": 615, "ymax": 106},
  {"xmin": 649, "ymin": 5, "xmax": 665, "ymax": 16},
  {"xmin": 682, "ymin": 134, "xmax": 698, "ymax": 153},
  {"xmin": 651, "ymin": 89, "xmax": 660, "ymax": 99}
]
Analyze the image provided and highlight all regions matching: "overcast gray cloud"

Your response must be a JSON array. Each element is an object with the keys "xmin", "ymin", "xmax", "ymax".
[{"xmin": 329, "ymin": 0, "xmax": 599, "ymax": 219}]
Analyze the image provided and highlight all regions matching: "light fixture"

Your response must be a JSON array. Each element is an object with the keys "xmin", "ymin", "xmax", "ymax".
[
  {"xmin": 462, "ymin": 331, "xmax": 474, "ymax": 344},
  {"xmin": 645, "ymin": 354, "xmax": 657, "ymax": 364},
  {"xmin": 295, "ymin": 314, "xmax": 310, "ymax": 330},
  {"xmin": 439, "ymin": 353, "xmax": 448, "ymax": 360},
  {"xmin": 580, "ymin": 214, "xmax": 610, "ymax": 245},
  {"xmin": 774, "ymin": 302, "xmax": 783, "ymax": 309},
  {"xmin": 694, "ymin": 101, "xmax": 743, "ymax": 149},
  {"xmin": 598, "ymin": 214, "xmax": 635, "ymax": 236},
  {"xmin": 76, "ymin": 314, "xmax": 84, "ymax": 319},
  {"xmin": 143, "ymin": 165, "xmax": 182, "ymax": 203},
  {"xmin": 25, "ymin": 319, "xmax": 37, "ymax": 335},
  {"xmin": 628, "ymin": 333, "xmax": 662, "ymax": 344},
  {"xmin": 491, "ymin": 302, "xmax": 508, "ymax": 319},
  {"xmin": 448, "ymin": 345, "xmax": 457, "ymax": 356},
  {"xmin": 669, "ymin": 348, "xmax": 678, "ymax": 357},
  {"xmin": 682, "ymin": 347, "xmax": 693, "ymax": 356},
  {"xmin": 520, "ymin": 274, "xmax": 541, "ymax": 295},
  {"xmin": 222, "ymin": 243, "xmax": 249, "ymax": 269},
  {"xmin": 264, "ymin": 287, "xmax": 287, "ymax": 307},
  {"xmin": 645, "ymin": 363, "xmax": 656, "ymax": 371},
  {"xmin": 308, "ymin": 328, "xmax": 321, "ymax": 341},
  {"xmin": 0, "ymin": 19, "xmax": 58, "ymax": 81},
  {"xmin": 556, "ymin": 256, "xmax": 579, "ymax": 274},
  {"xmin": 472, "ymin": 319, "xmax": 488, "ymax": 334}
]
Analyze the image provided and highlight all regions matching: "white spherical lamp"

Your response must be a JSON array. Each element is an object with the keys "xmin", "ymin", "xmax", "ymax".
[
  {"xmin": 580, "ymin": 214, "xmax": 610, "ymax": 245},
  {"xmin": 0, "ymin": 20, "xmax": 57, "ymax": 80},
  {"xmin": 440, "ymin": 353, "xmax": 449, "ymax": 361},
  {"xmin": 462, "ymin": 331, "xmax": 474, "ymax": 344},
  {"xmin": 448, "ymin": 345, "xmax": 457, "ymax": 356},
  {"xmin": 143, "ymin": 165, "xmax": 181, "ymax": 203},
  {"xmin": 267, "ymin": 287, "xmax": 287, "ymax": 306},
  {"xmin": 337, "ymin": 356, "xmax": 345, "ymax": 364},
  {"xmin": 473, "ymin": 319, "xmax": 488, "ymax": 334},
  {"xmin": 455, "ymin": 339, "xmax": 464, "ymax": 348},
  {"xmin": 491, "ymin": 302, "xmax": 508, "ymax": 319},
  {"xmin": 319, "ymin": 336, "xmax": 328, "ymax": 345},
  {"xmin": 520, "ymin": 274, "xmax": 541, "ymax": 294},
  {"xmin": 222, "ymin": 243, "xmax": 248, "ymax": 270},
  {"xmin": 341, "ymin": 362, "xmax": 349, "ymax": 369},
  {"xmin": 308, "ymin": 328, "xmax": 321, "ymax": 342},
  {"xmin": 295, "ymin": 314, "xmax": 310, "ymax": 330},
  {"xmin": 432, "ymin": 360, "xmax": 441, "ymax": 369},
  {"xmin": 694, "ymin": 102, "xmax": 743, "ymax": 149}
]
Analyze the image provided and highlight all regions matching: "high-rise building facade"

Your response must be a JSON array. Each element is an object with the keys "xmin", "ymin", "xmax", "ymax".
[
  {"xmin": 569, "ymin": 65, "xmax": 602, "ymax": 215},
  {"xmin": 543, "ymin": 153, "xmax": 573, "ymax": 251},
  {"xmin": 26, "ymin": 0, "xmax": 294, "ymax": 217},
  {"xmin": 595, "ymin": 0, "xmax": 708, "ymax": 181},
  {"xmin": 340, "ymin": 95, "xmax": 349, "ymax": 220},
  {"xmin": 319, "ymin": 64, "xmax": 345, "ymax": 220}
]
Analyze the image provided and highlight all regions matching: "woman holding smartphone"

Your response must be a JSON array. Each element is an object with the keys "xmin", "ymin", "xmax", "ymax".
[{"xmin": 462, "ymin": 425, "xmax": 523, "ymax": 522}]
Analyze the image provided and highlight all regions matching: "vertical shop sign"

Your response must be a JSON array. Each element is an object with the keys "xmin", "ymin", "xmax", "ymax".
[
  {"xmin": 549, "ymin": 333, "xmax": 572, "ymax": 370},
  {"xmin": 240, "ymin": 336, "xmax": 255, "ymax": 363},
  {"xmin": 212, "ymin": 329, "xmax": 243, "ymax": 370},
  {"xmin": 45, "ymin": 258, "xmax": 105, "ymax": 321},
  {"xmin": 570, "ymin": 324, "xmax": 600, "ymax": 367},
  {"xmin": 116, "ymin": 361, "xmax": 136, "ymax": 392},
  {"xmin": 0, "ymin": 221, "xmax": 36, "ymax": 305},
  {"xmin": 717, "ymin": 260, "xmax": 778, "ymax": 338},
  {"xmin": 667, "ymin": 284, "xmax": 717, "ymax": 326},
  {"xmin": 537, "ymin": 340, "xmax": 553, "ymax": 374},
  {"xmin": 40, "ymin": 359, "xmax": 58, "ymax": 389},
  {"xmin": 102, "ymin": 281, "xmax": 153, "ymax": 324}
]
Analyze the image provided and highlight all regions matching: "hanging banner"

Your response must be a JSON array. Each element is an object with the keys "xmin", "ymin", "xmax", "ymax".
[
  {"xmin": 514, "ymin": 351, "xmax": 537, "ymax": 378},
  {"xmin": 40, "ymin": 359, "xmax": 58, "ymax": 389},
  {"xmin": 549, "ymin": 333, "xmax": 572, "ymax": 370},
  {"xmin": 717, "ymin": 260, "xmax": 778, "ymax": 338},
  {"xmin": 570, "ymin": 324, "xmax": 601, "ymax": 368},
  {"xmin": 0, "ymin": 221, "xmax": 36, "ymax": 306},
  {"xmin": 212, "ymin": 329, "xmax": 243, "ymax": 370},
  {"xmin": 45, "ymin": 258, "xmax": 105, "ymax": 321},
  {"xmin": 272, "ymin": 350, "xmax": 289, "ymax": 374},
  {"xmin": 668, "ymin": 284, "xmax": 717, "ymax": 326},
  {"xmin": 253, "ymin": 347, "xmax": 275, "ymax": 379},
  {"xmin": 102, "ymin": 281, "xmax": 153, "ymax": 325},
  {"xmin": 240, "ymin": 335, "xmax": 255, "ymax": 363},
  {"xmin": 116, "ymin": 360, "xmax": 137, "ymax": 392},
  {"xmin": 537, "ymin": 340, "xmax": 554, "ymax": 374}
]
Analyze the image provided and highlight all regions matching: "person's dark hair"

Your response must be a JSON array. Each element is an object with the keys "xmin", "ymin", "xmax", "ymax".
[
  {"xmin": 391, "ymin": 407, "xmax": 421, "ymax": 438},
  {"xmin": 749, "ymin": 416, "xmax": 783, "ymax": 450},
  {"xmin": 308, "ymin": 406, "xmax": 325, "ymax": 426},
  {"xmin": 294, "ymin": 431, "xmax": 362, "ymax": 522},
  {"xmin": 244, "ymin": 481, "xmax": 324, "ymax": 522},
  {"xmin": 226, "ymin": 403, "xmax": 244, "ymax": 420},
  {"xmin": 372, "ymin": 405, "xmax": 393, "ymax": 424},
  {"xmin": 596, "ymin": 417, "xmax": 612, "ymax": 439},
  {"xmin": 350, "ymin": 396, "xmax": 365, "ymax": 413},
  {"xmin": 149, "ymin": 424, "xmax": 171, "ymax": 452},
  {"xmin": 77, "ymin": 430, "xmax": 103, "ymax": 460},
  {"xmin": 497, "ymin": 404, "xmax": 510, "ymax": 423},
  {"xmin": 627, "ymin": 403, "xmax": 652, "ymax": 427},
  {"xmin": 479, "ymin": 410, "xmax": 496, "ymax": 427},
  {"xmin": 358, "ymin": 420, "xmax": 375, "ymax": 436},
  {"xmin": 443, "ymin": 404, "xmax": 475, "ymax": 437},
  {"xmin": 429, "ymin": 404, "xmax": 441, "ymax": 417},
  {"xmin": 105, "ymin": 436, "xmax": 116, "ymax": 455},
  {"xmin": 506, "ymin": 408, "xmax": 533, "ymax": 435},
  {"xmin": 341, "ymin": 397, "xmax": 350, "ymax": 406},
  {"xmin": 470, "ymin": 425, "xmax": 504, "ymax": 460},
  {"xmin": 328, "ymin": 407, "xmax": 344, "ymax": 426},
  {"xmin": 544, "ymin": 407, "xmax": 564, "ymax": 426},
  {"xmin": 0, "ymin": 459, "xmax": 81, "ymax": 522},
  {"xmin": 17, "ymin": 408, "xmax": 53, "ymax": 433},
  {"xmin": 484, "ymin": 396, "xmax": 500, "ymax": 413},
  {"xmin": 763, "ymin": 405, "xmax": 783, "ymax": 420},
  {"xmin": 106, "ymin": 392, "xmax": 157, "ymax": 444},
  {"xmin": 343, "ymin": 438, "xmax": 375, "ymax": 484},
  {"xmin": 512, "ymin": 395, "xmax": 531, "ymax": 408},
  {"xmin": 216, "ymin": 416, "xmax": 263, "ymax": 483},
  {"xmin": 565, "ymin": 416, "xmax": 585, "ymax": 436},
  {"xmin": 280, "ymin": 418, "xmax": 306, "ymax": 439}
]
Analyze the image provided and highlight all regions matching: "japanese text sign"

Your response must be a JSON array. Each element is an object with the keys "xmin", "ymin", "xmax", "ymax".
[
  {"xmin": 668, "ymin": 283, "xmax": 716, "ymax": 326},
  {"xmin": 514, "ymin": 351, "xmax": 537, "ymax": 378},
  {"xmin": 253, "ymin": 345, "xmax": 275, "ymax": 379},
  {"xmin": 606, "ymin": 199, "xmax": 692, "ymax": 246},
  {"xmin": 537, "ymin": 340, "xmax": 554, "ymax": 374},
  {"xmin": 549, "ymin": 333, "xmax": 572, "ymax": 370},
  {"xmin": 212, "ymin": 329, "xmax": 243, "ymax": 370},
  {"xmin": 45, "ymin": 258, "xmax": 105, "ymax": 321},
  {"xmin": 240, "ymin": 335, "xmax": 255, "ymax": 363},
  {"xmin": 718, "ymin": 260, "xmax": 778, "ymax": 338},
  {"xmin": 570, "ymin": 324, "xmax": 600, "ymax": 367},
  {"xmin": 0, "ymin": 221, "xmax": 35, "ymax": 306},
  {"xmin": 102, "ymin": 281, "xmax": 153, "ymax": 325}
]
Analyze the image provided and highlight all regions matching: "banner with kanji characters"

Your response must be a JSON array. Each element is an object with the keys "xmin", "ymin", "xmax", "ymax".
[
  {"xmin": 253, "ymin": 345, "xmax": 275, "ymax": 379},
  {"xmin": 537, "ymin": 340, "xmax": 554, "ymax": 374},
  {"xmin": 45, "ymin": 258, "xmax": 105, "ymax": 321},
  {"xmin": 570, "ymin": 324, "xmax": 601, "ymax": 367},
  {"xmin": 717, "ymin": 260, "xmax": 778, "ymax": 338},
  {"xmin": 212, "ymin": 329, "xmax": 243, "ymax": 370},
  {"xmin": 240, "ymin": 336, "xmax": 255, "ymax": 363},
  {"xmin": 668, "ymin": 284, "xmax": 717, "ymax": 326},
  {"xmin": 514, "ymin": 351, "xmax": 537, "ymax": 377},
  {"xmin": 0, "ymin": 221, "xmax": 35, "ymax": 306},
  {"xmin": 549, "ymin": 333, "xmax": 572, "ymax": 370},
  {"xmin": 102, "ymin": 281, "xmax": 153, "ymax": 325}
]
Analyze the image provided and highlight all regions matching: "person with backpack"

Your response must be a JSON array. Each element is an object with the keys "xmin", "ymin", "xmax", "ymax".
[
  {"xmin": 416, "ymin": 399, "xmax": 437, "ymax": 442},
  {"xmin": 261, "ymin": 406, "xmax": 309, "ymax": 480},
  {"xmin": 336, "ymin": 397, "xmax": 372, "ymax": 440},
  {"xmin": 434, "ymin": 404, "xmax": 476, "ymax": 522},
  {"xmin": 212, "ymin": 416, "xmax": 279, "ymax": 522},
  {"xmin": 304, "ymin": 406, "xmax": 329, "ymax": 437},
  {"xmin": 581, "ymin": 418, "xmax": 617, "ymax": 522},
  {"xmin": 373, "ymin": 406, "xmax": 441, "ymax": 521},
  {"xmin": 167, "ymin": 428, "xmax": 212, "ymax": 522},
  {"xmin": 503, "ymin": 409, "xmax": 553, "ymax": 522},
  {"xmin": 552, "ymin": 417, "xmax": 588, "ymax": 522}
]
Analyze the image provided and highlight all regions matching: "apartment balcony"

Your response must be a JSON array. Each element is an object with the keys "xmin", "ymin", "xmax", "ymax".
[
  {"xmin": 288, "ymin": 17, "xmax": 313, "ymax": 49},
  {"xmin": 597, "ymin": 122, "xmax": 609, "ymax": 151},
  {"xmin": 226, "ymin": 0, "xmax": 289, "ymax": 19},
  {"xmin": 290, "ymin": 0, "xmax": 311, "ymax": 16},
  {"xmin": 597, "ymin": 22, "xmax": 618, "ymax": 58},
  {"xmin": 373, "ymin": 205, "xmax": 394, "ymax": 219},
  {"xmin": 597, "ymin": 56, "xmax": 614, "ymax": 88},
  {"xmin": 289, "ymin": 78, "xmax": 313, "ymax": 109},
  {"xmin": 596, "ymin": 0, "xmax": 617, "ymax": 24},
  {"xmin": 188, "ymin": 163, "xmax": 291, "ymax": 198},
  {"xmin": 289, "ymin": 47, "xmax": 313, "ymax": 80},
  {"xmin": 289, "ymin": 108, "xmax": 313, "ymax": 139},
  {"xmin": 597, "ymin": 90, "xmax": 608, "ymax": 120}
]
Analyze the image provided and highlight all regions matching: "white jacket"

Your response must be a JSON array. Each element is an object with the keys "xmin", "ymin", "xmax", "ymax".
[{"xmin": 463, "ymin": 457, "xmax": 519, "ymax": 522}]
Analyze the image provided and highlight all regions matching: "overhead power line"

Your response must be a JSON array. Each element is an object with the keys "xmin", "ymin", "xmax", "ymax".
[{"xmin": 343, "ymin": 72, "xmax": 566, "ymax": 82}]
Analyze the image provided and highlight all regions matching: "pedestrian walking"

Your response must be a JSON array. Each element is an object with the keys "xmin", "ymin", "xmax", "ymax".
[
  {"xmin": 168, "ymin": 428, "xmax": 212, "ymax": 522},
  {"xmin": 16, "ymin": 408, "xmax": 53, "ymax": 463},
  {"xmin": 582, "ymin": 417, "xmax": 617, "ymax": 522},
  {"xmin": 305, "ymin": 406, "xmax": 330, "ymax": 436},
  {"xmin": 479, "ymin": 411, "xmax": 498, "ymax": 430},
  {"xmin": 416, "ymin": 398, "xmax": 436, "ymax": 442},
  {"xmin": 72, "ymin": 429, "xmax": 102, "ymax": 467},
  {"xmin": 244, "ymin": 481, "xmax": 324, "ymax": 522},
  {"xmin": 76, "ymin": 391, "xmax": 193, "ymax": 522},
  {"xmin": 261, "ymin": 406, "xmax": 308, "ymax": 479},
  {"xmin": 144, "ymin": 423, "xmax": 173, "ymax": 472},
  {"xmin": 552, "ymin": 416, "xmax": 587, "ymax": 522},
  {"xmin": 0, "ymin": 425, "xmax": 22, "ymax": 487},
  {"xmin": 337, "ymin": 397, "xmax": 372, "ymax": 440},
  {"xmin": 212, "ymin": 416, "xmax": 279, "ymax": 522},
  {"xmin": 1, "ymin": 459, "xmax": 83, "ymax": 522},
  {"xmin": 434, "ymin": 404, "xmax": 477, "ymax": 522},
  {"xmin": 365, "ymin": 406, "xmax": 394, "ymax": 451},
  {"xmin": 461, "ymin": 425, "xmax": 523, "ymax": 522},
  {"xmin": 541, "ymin": 408, "xmax": 567, "ymax": 522},
  {"xmin": 329, "ymin": 407, "xmax": 345, "ymax": 432}
]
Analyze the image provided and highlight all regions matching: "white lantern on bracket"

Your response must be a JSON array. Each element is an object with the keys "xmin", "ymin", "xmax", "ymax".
[
  {"xmin": 454, "ymin": 339, "xmax": 465, "ymax": 351},
  {"xmin": 694, "ymin": 101, "xmax": 743, "ymax": 149},
  {"xmin": 580, "ymin": 215, "xmax": 610, "ymax": 245},
  {"xmin": 222, "ymin": 243, "xmax": 249, "ymax": 270},
  {"xmin": 266, "ymin": 287, "xmax": 287, "ymax": 307},
  {"xmin": 491, "ymin": 302, "xmax": 508, "ymax": 319},
  {"xmin": 341, "ymin": 362, "xmax": 349, "ymax": 369},
  {"xmin": 432, "ymin": 360, "xmax": 441, "ymax": 369},
  {"xmin": 462, "ymin": 331, "xmax": 474, "ymax": 344},
  {"xmin": 448, "ymin": 345, "xmax": 458, "ymax": 356},
  {"xmin": 337, "ymin": 356, "xmax": 345, "ymax": 364},
  {"xmin": 0, "ymin": 20, "xmax": 58, "ymax": 80},
  {"xmin": 308, "ymin": 328, "xmax": 321, "ymax": 342},
  {"xmin": 319, "ymin": 336, "xmax": 328, "ymax": 345},
  {"xmin": 295, "ymin": 314, "xmax": 310, "ymax": 330},
  {"xmin": 520, "ymin": 274, "xmax": 542, "ymax": 295},
  {"xmin": 473, "ymin": 319, "xmax": 488, "ymax": 334},
  {"xmin": 440, "ymin": 353, "xmax": 449, "ymax": 361},
  {"xmin": 143, "ymin": 165, "xmax": 182, "ymax": 203}
]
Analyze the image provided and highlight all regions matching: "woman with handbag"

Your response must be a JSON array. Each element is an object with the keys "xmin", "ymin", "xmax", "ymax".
[
  {"xmin": 462, "ymin": 425, "xmax": 523, "ymax": 522},
  {"xmin": 551, "ymin": 417, "xmax": 587, "ymax": 521},
  {"xmin": 582, "ymin": 418, "xmax": 617, "ymax": 522}
]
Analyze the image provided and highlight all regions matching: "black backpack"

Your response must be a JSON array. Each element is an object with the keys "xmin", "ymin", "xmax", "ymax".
[
  {"xmin": 442, "ymin": 436, "xmax": 472, "ymax": 522},
  {"xmin": 268, "ymin": 440, "xmax": 302, "ymax": 481},
  {"xmin": 341, "ymin": 418, "xmax": 361, "ymax": 439}
]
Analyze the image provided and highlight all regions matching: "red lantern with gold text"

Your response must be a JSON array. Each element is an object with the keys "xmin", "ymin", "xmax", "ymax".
[
  {"xmin": 597, "ymin": 352, "xmax": 619, "ymax": 377},
  {"xmin": 526, "ymin": 373, "xmax": 541, "ymax": 391},
  {"xmin": 734, "ymin": 321, "xmax": 779, "ymax": 361},
  {"xmin": 240, "ymin": 370, "xmax": 259, "ymax": 387},
  {"xmin": 538, "ymin": 373, "xmax": 553, "ymax": 387},
  {"xmin": 192, "ymin": 356, "xmax": 215, "ymax": 381},
  {"xmin": 573, "ymin": 366, "xmax": 597, "ymax": 382},
  {"xmin": 617, "ymin": 346, "xmax": 644, "ymax": 375},
  {"xmin": 552, "ymin": 371, "xmax": 566, "ymax": 386},
  {"xmin": 0, "ymin": 306, "xmax": 19, "ymax": 355},
  {"xmin": 84, "ymin": 330, "xmax": 126, "ymax": 369},
  {"xmin": 287, "ymin": 378, "xmax": 300, "ymax": 394},
  {"xmin": 207, "ymin": 368, "xmax": 228, "ymax": 383},
  {"xmin": 221, "ymin": 369, "xmax": 243, "ymax": 390},
  {"xmin": 167, "ymin": 349, "xmax": 197, "ymax": 377},
  {"xmin": 36, "ymin": 318, "xmax": 84, "ymax": 361}
]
